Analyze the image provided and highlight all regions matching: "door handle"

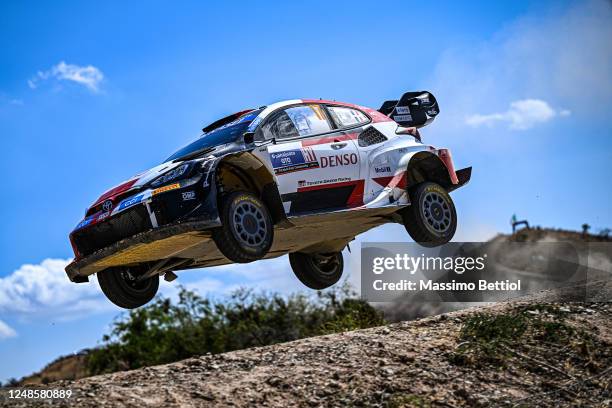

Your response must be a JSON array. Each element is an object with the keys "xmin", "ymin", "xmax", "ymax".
[{"xmin": 330, "ymin": 142, "xmax": 347, "ymax": 150}]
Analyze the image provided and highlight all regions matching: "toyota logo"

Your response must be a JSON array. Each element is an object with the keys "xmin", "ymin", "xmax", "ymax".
[{"xmin": 102, "ymin": 200, "xmax": 113, "ymax": 212}]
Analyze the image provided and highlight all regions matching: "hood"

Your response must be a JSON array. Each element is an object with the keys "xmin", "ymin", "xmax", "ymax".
[{"xmin": 89, "ymin": 161, "xmax": 187, "ymax": 210}]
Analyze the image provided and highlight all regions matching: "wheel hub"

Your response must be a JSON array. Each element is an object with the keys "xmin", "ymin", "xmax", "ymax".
[
  {"xmin": 422, "ymin": 191, "xmax": 452, "ymax": 233},
  {"xmin": 311, "ymin": 253, "xmax": 341, "ymax": 275},
  {"xmin": 119, "ymin": 268, "xmax": 150, "ymax": 291},
  {"xmin": 233, "ymin": 201, "xmax": 267, "ymax": 246}
]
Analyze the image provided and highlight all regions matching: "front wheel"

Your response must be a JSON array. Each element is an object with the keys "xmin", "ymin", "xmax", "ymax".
[
  {"xmin": 97, "ymin": 266, "xmax": 159, "ymax": 309},
  {"xmin": 289, "ymin": 252, "xmax": 344, "ymax": 290},
  {"xmin": 401, "ymin": 182, "xmax": 457, "ymax": 247},
  {"xmin": 212, "ymin": 191, "xmax": 274, "ymax": 263}
]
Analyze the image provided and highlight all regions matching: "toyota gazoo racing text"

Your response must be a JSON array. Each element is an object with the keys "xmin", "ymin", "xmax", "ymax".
[{"xmin": 66, "ymin": 91, "xmax": 471, "ymax": 309}]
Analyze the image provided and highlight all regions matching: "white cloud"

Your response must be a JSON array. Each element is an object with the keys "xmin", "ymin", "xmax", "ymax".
[
  {"xmin": 465, "ymin": 99, "xmax": 569, "ymax": 130},
  {"xmin": 0, "ymin": 256, "xmax": 300, "ymax": 321},
  {"xmin": 28, "ymin": 61, "xmax": 104, "ymax": 92},
  {"xmin": 430, "ymin": 0, "xmax": 611, "ymax": 137},
  {"xmin": 0, "ymin": 258, "xmax": 111, "ymax": 319},
  {"xmin": 0, "ymin": 320, "xmax": 17, "ymax": 339}
]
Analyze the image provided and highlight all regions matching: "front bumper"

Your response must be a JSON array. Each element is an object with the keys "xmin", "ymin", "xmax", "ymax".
[
  {"xmin": 65, "ymin": 218, "xmax": 220, "ymax": 282},
  {"xmin": 69, "ymin": 173, "xmax": 219, "ymax": 263}
]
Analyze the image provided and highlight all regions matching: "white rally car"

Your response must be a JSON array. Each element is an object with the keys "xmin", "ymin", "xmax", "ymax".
[{"xmin": 66, "ymin": 91, "xmax": 471, "ymax": 308}]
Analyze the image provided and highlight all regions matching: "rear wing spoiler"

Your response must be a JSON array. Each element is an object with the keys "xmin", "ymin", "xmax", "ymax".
[{"xmin": 378, "ymin": 91, "xmax": 439, "ymax": 128}]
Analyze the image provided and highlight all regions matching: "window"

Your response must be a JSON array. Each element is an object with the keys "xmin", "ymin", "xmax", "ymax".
[
  {"xmin": 260, "ymin": 104, "xmax": 333, "ymax": 140},
  {"xmin": 327, "ymin": 106, "xmax": 369, "ymax": 128},
  {"xmin": 165, "ymin": 109, "xmax": 262, "ymax": 162},
  {"xmin": 260, "ymin": 111, "xmax": 299, "ymax": 140},
  {"xmin": 285, "ymin": 105, "xmax": 332, "ymax": 137}
]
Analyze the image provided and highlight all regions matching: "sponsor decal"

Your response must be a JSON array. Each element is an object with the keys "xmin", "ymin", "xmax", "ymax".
[
  {"xmin": 374, "ymin": 166, "xmax": 391, "ymax": 174},
  {"xmin": 76, "ymin": 217, "xmax": 93, "ymax": 230},
  {"xmin": 297, "ymin": 177, "xmax": 351, "ymax": 189},
  {"xmin": 393, "ymin": 114, "xmax": 413, "ymax": 122},
  {"xmin": 97, "ymin": 211, "xmax": 110, "ymax": 221},
  {"xmin": 320, "ymin": 153, "xmax": 358, "ymax": 168},
  {"xmin": 152, "ymin": 183, "xmax": 181, "ymax": 196},
  {"xmin": 395, "ymin": 106, "xmax": 410, "ymax": 115},
  {"xmin": 271, "ymin": 147, "xmax": 319, "ymax": 175},
  {"xmin": 182, "ymin": 191, "xmax": 196, "ymax": 201},
  {"xmin": 116, "ymin": 193, "xmax": 145, "ymax": 212}
]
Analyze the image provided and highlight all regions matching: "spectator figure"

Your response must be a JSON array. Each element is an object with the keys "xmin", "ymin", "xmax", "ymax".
[
  {"xmin": 511, "ymin": 214, "xmax": 529, "ymax": 233},
  {"xmin": 582, "ymin": 223, "xmax": 590, "ymax": 238}
]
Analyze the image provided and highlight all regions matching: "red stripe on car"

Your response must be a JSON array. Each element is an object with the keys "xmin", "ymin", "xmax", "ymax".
[
  {"xmin": 301, "ymin": 133, "xmax": 358, "ymax": 147},
  {"xmin": 372, "ymin": 171, "xmax": 407, "ymax": 189},
  {"xmin": 91, "ymin": 178, "xmax": 138, "ymax": 208},
  {"xmin": 297, "ymin": 180, "xmax": 365, "ymax": 207},
  {"xmin": 436, "ymin": 149, "xmax": 459, "ymax": 185}
]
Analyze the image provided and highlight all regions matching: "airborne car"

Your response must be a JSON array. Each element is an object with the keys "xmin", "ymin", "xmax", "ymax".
[{"xmin": 66, "ymin": 92, "xmax": 471, "ymax": 309}]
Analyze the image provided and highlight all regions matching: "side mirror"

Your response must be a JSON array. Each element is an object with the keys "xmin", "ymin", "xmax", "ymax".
[{"xmin": 243, "ymin": 131, "xmax": 255, "ymax": 144}]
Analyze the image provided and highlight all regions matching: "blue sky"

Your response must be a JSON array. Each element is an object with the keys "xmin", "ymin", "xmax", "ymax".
[{"xmin": 0, "ymin": 0, "xmax": 611, "ymax": 381}]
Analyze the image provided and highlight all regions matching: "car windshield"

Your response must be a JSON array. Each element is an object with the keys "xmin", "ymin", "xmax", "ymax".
[{"xmin": 165, "ymin": 110, "xmax": 261, "ymax": 162}]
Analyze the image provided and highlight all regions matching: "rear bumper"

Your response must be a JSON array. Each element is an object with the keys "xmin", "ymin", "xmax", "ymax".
[{"xmin": 447, "ymin": 166, "xmax": 472, "ymax": 192}]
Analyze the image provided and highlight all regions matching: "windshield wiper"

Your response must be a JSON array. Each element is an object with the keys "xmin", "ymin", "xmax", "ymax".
[{"xmin": 172, "ymin": 146, "xmax": 215, "ymax": 162}]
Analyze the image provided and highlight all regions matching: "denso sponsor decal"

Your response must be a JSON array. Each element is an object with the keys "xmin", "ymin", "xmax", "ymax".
[
  {"xmin": 116, "ymin": 193, "xmax": 145, "ymax": 212},
  {"xmin": 320, "ymin": 153, "xmax": 358, "ymax": 168},
  {"xmin": 271, "ymin": 147, "xmax": 319, "ymax": 175}
]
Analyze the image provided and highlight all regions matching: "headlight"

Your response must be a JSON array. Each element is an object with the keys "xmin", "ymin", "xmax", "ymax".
[{"xmin": 150, "ymin": 163, "xmax": 190, "ymax": 187}]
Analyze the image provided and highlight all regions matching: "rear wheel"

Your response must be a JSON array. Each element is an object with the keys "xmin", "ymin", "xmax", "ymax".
[
  {"xmin": 97, "ymin": 266, "xmax": 159, "ymax": 309},
  {"xmin": 212, "ymin": 191, "xmax": 274, "ymax": 263},
  {"xmin": 289, "ymin": 252, "xmax": 344, "ymax": 290},
  {"xmin": 401, "ymin": 182, "xmax": 457, "ymax": 247}
]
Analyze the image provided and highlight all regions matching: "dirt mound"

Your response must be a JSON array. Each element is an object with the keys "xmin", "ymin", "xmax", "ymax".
[{"xmin": 4, "ymin": 287, "xmax": 611, "ymax": 407}]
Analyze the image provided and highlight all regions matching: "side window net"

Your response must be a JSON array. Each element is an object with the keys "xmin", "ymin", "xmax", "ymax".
[
  {"xmin": 261, "ymin": 111, "xmax": 300, "ymax": 140},
  {"xmin": 358, "ymin": 126, "xmax": 387, "ymax": 147},
  {"xmin": 328, "ymin": 106, "xmax": 369, "ymax": 128}
]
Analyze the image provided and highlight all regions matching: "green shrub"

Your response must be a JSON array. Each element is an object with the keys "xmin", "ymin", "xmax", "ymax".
[{"xmin": 87, "ymin": 282, "xmax": 384, "ymax": 375}]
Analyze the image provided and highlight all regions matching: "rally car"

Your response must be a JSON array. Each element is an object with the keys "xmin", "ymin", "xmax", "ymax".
[{"xmin": 66, "ymin": 91, "xmax": 471, "ymax": 309}]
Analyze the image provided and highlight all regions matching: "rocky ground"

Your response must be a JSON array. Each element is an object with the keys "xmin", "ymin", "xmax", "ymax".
[{"xmin": 2, "ymin": 284, "xmax": 610, "ymax": 408}]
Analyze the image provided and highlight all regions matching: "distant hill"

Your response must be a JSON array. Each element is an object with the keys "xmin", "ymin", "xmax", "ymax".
[{"xmin": 16, "ymin": 351, "xmax": 89, "ymax": 386}]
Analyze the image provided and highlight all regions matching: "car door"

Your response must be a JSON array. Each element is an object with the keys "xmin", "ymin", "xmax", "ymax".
[{"xmin": 261, "ymin": 104, "xmax": 362, "ymax": 215}]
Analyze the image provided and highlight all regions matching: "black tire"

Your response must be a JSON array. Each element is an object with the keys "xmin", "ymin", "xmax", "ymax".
[
  {"xmin": 212, "ymin": 191, "xmax": 274, "ymax": 263},
  {"xmin": 97, "ymin": 266, "xmax": 159, "ymax": 309},
  {"xmin": 401, "ymin": 182, "xmax": 457, "ymax": 247},
  {"xmin": 289, "ymin": 252, "xmax": 344, "ymax": 290}
]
